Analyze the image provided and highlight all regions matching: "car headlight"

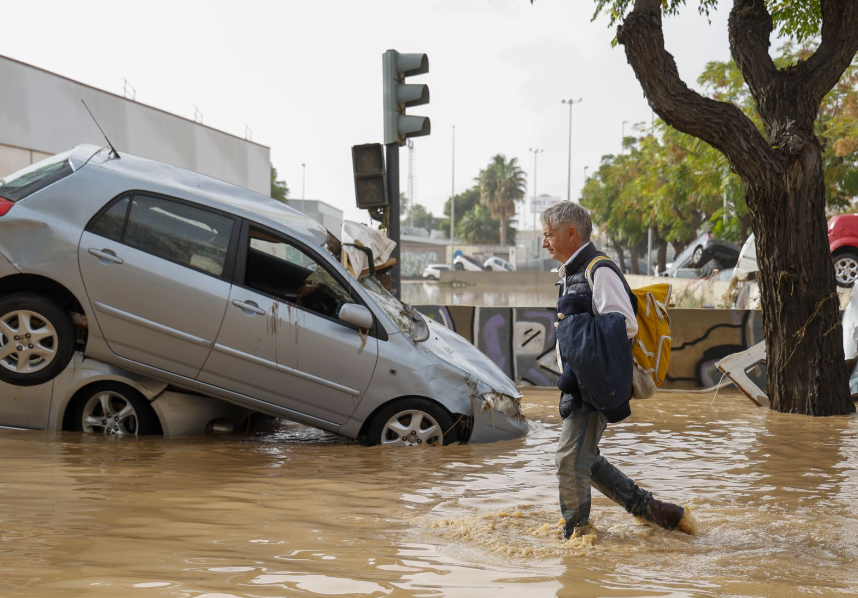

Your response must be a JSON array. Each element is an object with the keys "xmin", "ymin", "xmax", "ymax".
[{"xmin": 479, "ymin": 392, "xmax": 524, "ymax": 420}]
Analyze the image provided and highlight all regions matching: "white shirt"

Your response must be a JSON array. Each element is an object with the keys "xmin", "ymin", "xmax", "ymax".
[{"xmin": 557, "ymin": 242, "xmax": 638, "ymax": 338}]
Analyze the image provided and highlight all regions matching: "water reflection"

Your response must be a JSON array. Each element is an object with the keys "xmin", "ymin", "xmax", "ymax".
[
  {"xmin": 0, "ymin": 389, "xmax": 857, "ymax": 597},
  {"xmin": 403, "ymin": 281, "xmax": 555, "ymax": 308}
]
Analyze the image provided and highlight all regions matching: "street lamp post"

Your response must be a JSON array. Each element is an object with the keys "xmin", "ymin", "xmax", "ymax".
[
  {"xmin": 301, "ymin": 163, "xmax": 306, "ymax": 213},
  {"xmin": 561, "ymin": 98, "xmax": 582, "ymax": 202},
  {"xmin": 450, "ymin": 125, "xmax": 456, "ymax": 264},
  {"xmin": 584, "ymin": 166, "xmax": 589, "ymax": 180},
  {"xmin": 621, "ymin": 121, "xmax": 629, "ymax": 155},
  {"xmin": 528, "ymin": 147, "xmax": 544, "ymax": 257}
]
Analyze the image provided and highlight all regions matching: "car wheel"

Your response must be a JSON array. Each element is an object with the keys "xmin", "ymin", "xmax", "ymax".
[
  {"xmin": 426, "ymin": 274, "xmax": 437, "ymax": 280},
  {"xmin": 73, "ymin": 382, "xmax": 161, "ymax": 436},
  {"xmin": 0, "ymin": 292, "xmax": 76, "ymax": 387},
  {"xmin": 691, "ymin": 246, "xmax": 704, "ymax": 267},
  {"xmin": 367, "ymin": 398, "xmax": 458, "ymax": 447},
  {"xmin": 834, "ymin": 250, "xmax": 858, "ymax": 287},
  {"xmin": 454, "ymin": 263, "xmax": 464, "ymax": 271}
]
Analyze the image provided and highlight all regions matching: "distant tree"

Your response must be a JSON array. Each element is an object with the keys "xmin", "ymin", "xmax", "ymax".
[
  {"xmin": 403, "ymin": 203, "xmax": 441, "ymax": 230},
  {"xmin": 441, "ymin": 185, "xmax": 517, "ymax": 244},
  {"xmin": 271, "ymin": 166, "xmax": 289, "ymax": 204},
  {"xmin": 477, "ymin": 155, "xmax": 527, "ymax": 246}
]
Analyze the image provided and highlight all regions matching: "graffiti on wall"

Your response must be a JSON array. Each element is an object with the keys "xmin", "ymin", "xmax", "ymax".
[
  {"xmin": 415, "ymin": 305, "xmax": 764, "ymax": 389},
  {"xmin": 401, "ymin": 251, "xmax": 440, "ymax": 277}
]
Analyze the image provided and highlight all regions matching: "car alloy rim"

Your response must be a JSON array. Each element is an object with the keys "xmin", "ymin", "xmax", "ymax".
[
  {"xmin": 835, "ymin": 256, "xmax": 858, "ymax": 284},
  {"xmin": 81, "ymin": 391, "xmax": 139, "ymax": 436},
  {"xmin": 380, "ymin": 410, "xmax": 443, "ymax": 446},
  {"xmin": 0, "ymin": 310, "xmax": 58, "ymax": 374},
  {"xmin": 693, "ymin": 248, "xmax": 703, "ymax": 263}
]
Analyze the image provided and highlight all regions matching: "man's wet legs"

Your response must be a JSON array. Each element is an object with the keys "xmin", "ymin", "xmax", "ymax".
[{"xmin": 556, "ymin": 398, "xmax": 651, "ymax": 539}]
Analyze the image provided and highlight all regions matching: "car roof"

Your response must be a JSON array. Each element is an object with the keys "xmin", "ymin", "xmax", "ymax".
[{"xmin": 71, "ymin": 145, "xmax": 329, "ymax": 247}]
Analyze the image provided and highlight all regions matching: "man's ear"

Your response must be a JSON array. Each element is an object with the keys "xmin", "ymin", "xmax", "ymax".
[{"xmin": 567, "ymin": 226, "xmax": 578, "ymax": 241}]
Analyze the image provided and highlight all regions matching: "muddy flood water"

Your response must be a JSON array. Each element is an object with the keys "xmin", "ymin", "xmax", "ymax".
[{"xmin": 2, "ymin": 388, "xmax": 858, "ymax": 598}]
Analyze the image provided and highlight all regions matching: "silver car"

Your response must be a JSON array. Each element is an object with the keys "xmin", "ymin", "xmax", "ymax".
[{"xmin": 0, "ymin": 146, "xmax": 526, "ymax": 445}]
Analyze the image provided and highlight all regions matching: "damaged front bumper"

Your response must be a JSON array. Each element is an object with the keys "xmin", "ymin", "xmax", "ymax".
[{"xmin": 467, "ymin": 391, "xmax": 528, "ymax": 443}]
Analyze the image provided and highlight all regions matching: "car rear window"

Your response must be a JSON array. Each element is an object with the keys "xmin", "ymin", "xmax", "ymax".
[{"xmin": 0, "ymin": 153, "xmax": 74, "ymax": 202}]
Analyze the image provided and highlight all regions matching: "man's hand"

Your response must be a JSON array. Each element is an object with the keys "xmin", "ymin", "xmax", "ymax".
[{"xmin": 554, "ymin": 312, "xmax": 565, "ymax": 329}]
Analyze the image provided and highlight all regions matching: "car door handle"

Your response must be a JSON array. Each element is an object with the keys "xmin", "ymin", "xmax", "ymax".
[
  {"xmin": 88, "ymin": 248, "xmax": 124, "ymax": 265},
  {"xmin": 232, "ymin": 300, "xmax": 266, "ymax": 316}
]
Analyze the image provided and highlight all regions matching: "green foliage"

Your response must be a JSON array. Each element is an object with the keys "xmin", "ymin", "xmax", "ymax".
[
  {"xmin": 270, "ymin": 166, "xmax": 289, "ymax": 204},
  {"xmin": 403, "ymin": 202, "xmax": 443, "ymax": 231},
  {"xmin": 582, "ymin": 47, "xmax": 858, "ymax": 250},
  {"xmin": 589, "ymin": 0, "xmax": 821, "ymax": 43}
]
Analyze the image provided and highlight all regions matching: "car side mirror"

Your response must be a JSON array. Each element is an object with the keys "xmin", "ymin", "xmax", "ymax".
[{"xmin": 339, "ymin": 303, "xmax": 374, "ymax": 329}]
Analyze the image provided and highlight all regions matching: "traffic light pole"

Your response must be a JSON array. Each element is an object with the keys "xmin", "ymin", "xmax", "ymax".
[{"xmin": 386, "ymin": 143, "xmax": 401, "ymax": 298}]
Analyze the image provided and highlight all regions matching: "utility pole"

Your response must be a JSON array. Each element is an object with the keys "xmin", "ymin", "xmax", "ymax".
[
  {"xmin": 407, "ymin": 139, "xmax": 415, "ymax": 228},
  {"xmin": 622, "ymin": 120, "xmax": 629, "ymax": 155},
  {"xmin": 301, "ymin": 163, "xmax": 306, "ymax": 214},
  {"xmin": 529, "ymin": 147, "xmax": 544, "ymax": 258},
  {"xmin": 561, "ymin": 98, "xmax": 582, "ymax": 202},
  {"xmin": 450, "ymin": 125, "xmax": 456, "ymax": 264}
]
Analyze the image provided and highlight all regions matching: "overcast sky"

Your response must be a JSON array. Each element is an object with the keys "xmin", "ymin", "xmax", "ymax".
[{"xmin": 1, "ymin": 0, "xmax": 731, "ymax": 229}]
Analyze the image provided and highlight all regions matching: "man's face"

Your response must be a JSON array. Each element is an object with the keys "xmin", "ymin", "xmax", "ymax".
[{"xmin": 542, "ymin": 222, "xmax": 580, "ymax": 263}]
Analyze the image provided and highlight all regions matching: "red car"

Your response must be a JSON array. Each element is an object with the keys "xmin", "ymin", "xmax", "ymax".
[{"xmin": 829, "ymin": 214, "xmax": 858, "ymax": 287}]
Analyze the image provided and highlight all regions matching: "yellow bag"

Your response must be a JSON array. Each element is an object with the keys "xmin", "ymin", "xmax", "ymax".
[{"xmin": 585, "ymin": 257, "xmax": 672, "ymax": 399}]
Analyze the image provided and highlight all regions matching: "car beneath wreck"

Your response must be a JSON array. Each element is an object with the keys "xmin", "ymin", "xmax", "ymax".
[{"xmin": 0, "ymin": 145, "xmax": 526, "ymax": 445}]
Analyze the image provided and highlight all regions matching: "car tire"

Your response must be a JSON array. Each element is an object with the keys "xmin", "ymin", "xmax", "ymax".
[
  {"xmin": 366, "ymin": 398, "xmax": 458, "ymax": 447},
  {"xmin": 0, "ymin": 292, "xmax": 76, "ymax": 387},
  {"xmin": 691, "ymin": 245, "xmax": 705, "ymax": 267},
  {"xmin": 454, "ymin": 262, "xmax": 464, "ymax": 271},
  {"xmin": 72, "ymin": 382, "xmax": 161, "ymax": 436},
  {"xmin": 834, "ymin": 249, "xmax": 858, "ymax": 288},
  {"xmin": 426, "ymin": 275, "xmax": 437, "ymax": 281}
]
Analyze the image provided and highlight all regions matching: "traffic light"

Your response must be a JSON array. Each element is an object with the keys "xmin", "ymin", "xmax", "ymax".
[
  {"xmin": 383, "ymin": 50, "xmax": 430, "ymax": 146},
  {"xmin": 352, "ymin": 143, "xmax": 388, "ymax": 209}
]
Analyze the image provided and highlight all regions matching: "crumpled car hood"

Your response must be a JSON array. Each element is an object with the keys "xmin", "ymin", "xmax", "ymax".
[{"xmin": 421, "ymin": 317, "xmax": 521, "ymax": 398}]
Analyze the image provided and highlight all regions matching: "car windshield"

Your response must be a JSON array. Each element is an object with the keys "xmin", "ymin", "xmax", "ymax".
[{"xmin": 359, "ymin": 276, "xmax": 429, "ymax": 342}]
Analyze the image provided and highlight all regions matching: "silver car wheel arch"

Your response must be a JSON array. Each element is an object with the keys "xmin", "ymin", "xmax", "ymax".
[
  {"xmin": 380, "ymin": 409, "xmax": 443, "ymax": 447},
  {"xmin": 81, "ymin": 390, "xmax": 139, "ymax": 436},
  {"xmin": 0, "ymin": 309, "xmax": 58, "ymax": 374},
  {"xmin": 835, "ymin": 255, "xmax": 858, "ymax": 285}
]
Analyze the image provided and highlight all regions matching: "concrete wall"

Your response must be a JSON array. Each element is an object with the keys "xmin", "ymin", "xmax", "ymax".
[
  {"xmin": 0, "ymin": 55, "xmax": 269, "ymax": 195},
  {"xmin": 415, "ymin": 305, "xmax": 764, "ymax": 390}
]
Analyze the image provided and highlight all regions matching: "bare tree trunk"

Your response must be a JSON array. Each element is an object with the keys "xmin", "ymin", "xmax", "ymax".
[
  {"xmin": 629, "ymin": 245, "xmax": 641, "ymax": 275},
  {"xmin": 655, "ymin": 233, "xmax": 668, "ymax": 274},
  {"xmin": 751, "ymin": 140, "xmax": 852, "ymax": 414},
  {"xmin": 612, "ymin": 238, "xmax": 628, "ymax": 273},
  {"xmin": 499, "ymin": 214, "xmax": 507, "ymax": 246}
]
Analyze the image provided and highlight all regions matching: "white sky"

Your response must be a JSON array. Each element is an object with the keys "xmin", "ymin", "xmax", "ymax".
[{"xmin": 1, "ymin": 0, "xmax": 730, "ymax": 229}]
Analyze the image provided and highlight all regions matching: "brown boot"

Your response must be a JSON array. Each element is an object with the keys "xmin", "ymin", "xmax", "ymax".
[{"xmin": 644, "ymin": 497, "xmax": 685, "ymax": 531}]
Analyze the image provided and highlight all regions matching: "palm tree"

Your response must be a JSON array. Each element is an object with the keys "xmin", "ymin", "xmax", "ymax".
[{"xmin": 477, "ymin": 155, "xmax": 527, "ymax": 246}]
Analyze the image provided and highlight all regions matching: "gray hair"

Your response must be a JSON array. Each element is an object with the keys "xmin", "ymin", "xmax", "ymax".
[{"xmin": 540, "ymin": 201, "xmax": 592, "ymax": 242}]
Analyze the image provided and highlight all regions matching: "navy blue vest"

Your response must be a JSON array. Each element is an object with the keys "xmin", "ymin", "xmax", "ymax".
[{"xmin": 556, "ymin": 243, "xmax": 637, "ymax": 313}]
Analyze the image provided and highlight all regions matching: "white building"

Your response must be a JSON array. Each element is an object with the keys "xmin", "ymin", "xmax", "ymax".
[{"xmin": 0, "ymin": 54, "xmax": 269, "ymax": 195}]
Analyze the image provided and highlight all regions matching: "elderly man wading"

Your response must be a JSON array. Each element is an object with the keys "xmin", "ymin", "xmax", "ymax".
[{"xmin": 541, "ymin": 202, "xmax": 695, "ymax": 541}]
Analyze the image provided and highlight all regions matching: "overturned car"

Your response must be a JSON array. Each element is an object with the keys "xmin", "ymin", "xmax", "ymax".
[{"xmin": 0, "ymin": 146, "xmax": 526, "ymax": 445}]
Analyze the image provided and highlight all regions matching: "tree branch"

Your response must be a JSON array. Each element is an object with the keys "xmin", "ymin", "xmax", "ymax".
[
  {"xmin": 617, "ymin": 0, "xmax": 776, "ymax": 184},
  {"xmin": 801, "ymin": 0, "xmax": 858, "ymax": 105},
  {"xmin": 727, "ymin": 0, "xmax": 779, "ymax": 114}
]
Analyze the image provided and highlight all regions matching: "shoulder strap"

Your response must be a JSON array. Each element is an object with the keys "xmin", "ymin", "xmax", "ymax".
[
  {"xmin": 584, "ymin": 256, "xmax": 612, "ymax": 290},
  {"xmin": 584, "ymin": 256, "xmax": 638, "ymax": 314}
]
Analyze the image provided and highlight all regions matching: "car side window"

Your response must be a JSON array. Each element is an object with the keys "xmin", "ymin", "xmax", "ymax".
[
  {"xmin": 244, "ymin": 227, "xmax": 355, "ymax": 320},
  {"xmin": 88, "ymin": 194, "xmax": 234, "ymax": 277},
  {"xmin": 88, "ymin": 197, "xmax": 130, "ymax": 242}
]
